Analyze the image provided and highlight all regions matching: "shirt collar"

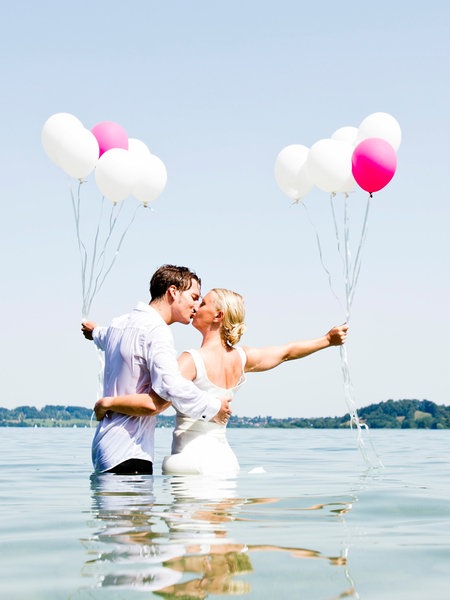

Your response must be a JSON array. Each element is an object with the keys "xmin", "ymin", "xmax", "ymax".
[
  {"xmin": 134, "ymin": 301, "xmax": 152, "ymax": 312},
  {"xmin": 133, "ymin": 302, "xmax": 166, "ymax": 324}
]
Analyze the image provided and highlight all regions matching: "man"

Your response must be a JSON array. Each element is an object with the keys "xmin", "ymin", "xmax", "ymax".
[{"xmin": 82, "ymin": 264, "xmax": 231, "ymax": 475}]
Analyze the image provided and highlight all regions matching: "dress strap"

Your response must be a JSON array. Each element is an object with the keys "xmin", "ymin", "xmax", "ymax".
[
  {"xmin": 235, "ymin": 346, "xmax": 247, "ymax": 370},
  {"xmin": 185, "ymin": 349, "xmax": 207, "ymax": 380}
]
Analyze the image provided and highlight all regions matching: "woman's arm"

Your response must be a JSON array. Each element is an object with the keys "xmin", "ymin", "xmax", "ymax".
[
  {"xmin": 243, "ymin": 324, "xmax": 348, "ymax": 373},
  {"xmin": 94, "ymin": 389, "xmax": 171, "ymax": 421}
]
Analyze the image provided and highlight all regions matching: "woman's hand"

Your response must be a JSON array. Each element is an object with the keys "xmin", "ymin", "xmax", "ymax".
[{"xmin": 327, "ymin": 323, "xmax": 349, "ymax": 346}]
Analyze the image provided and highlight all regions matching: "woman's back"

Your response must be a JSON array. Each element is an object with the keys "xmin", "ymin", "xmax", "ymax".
[
  {"xmin": 196, "ymin": 345, "xmax": 246, "ymax": 390},
  {"xmin": 162, "ymin": 347, "xmax": 246, "ymax": 475}
]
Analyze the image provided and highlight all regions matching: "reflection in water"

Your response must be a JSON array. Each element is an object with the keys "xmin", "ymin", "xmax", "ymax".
[
  {"xmin": 82, "ymin": 473, "xmax": 183, "ymax": 591},
  {"xmin": 80, "ymin": 473, "xmax": 358, "ymax": 598}
]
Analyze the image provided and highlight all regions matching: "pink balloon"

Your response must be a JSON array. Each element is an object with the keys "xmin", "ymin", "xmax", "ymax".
[
  {"xmin": 91, "ymin": 121, "xmax": 128, "ymax": 157},
  {"xmin": 351, "ymin": 137, "xmax": 397, "ymax": 194}
]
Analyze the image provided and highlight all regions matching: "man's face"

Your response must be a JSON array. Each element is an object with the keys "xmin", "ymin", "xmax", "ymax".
[{"xmin": 172, "ymin": 279, "xmax": 201, "ymax": 324}]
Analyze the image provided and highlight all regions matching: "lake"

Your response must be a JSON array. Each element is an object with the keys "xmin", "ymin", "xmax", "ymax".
[{"xmin": 0, "ymin": 427, "xmax": 449, "ymax": 599}]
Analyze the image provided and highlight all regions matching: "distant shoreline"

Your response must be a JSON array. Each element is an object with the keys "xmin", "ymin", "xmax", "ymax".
[{"xmin": 1, "ymin": 399, "xmax": 449, "ymax": 429}]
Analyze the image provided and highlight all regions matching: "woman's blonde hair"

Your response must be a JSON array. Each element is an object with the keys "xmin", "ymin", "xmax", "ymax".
[{"xmin": 211, "ymin": 288, "xmax": 246, "ymax": 347}]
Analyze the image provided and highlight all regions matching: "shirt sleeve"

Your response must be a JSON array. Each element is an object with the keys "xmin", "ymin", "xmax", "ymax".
[
  {"xmin": 92, "ymin": 326, "xmax": 108, "ymax": 351},
  {"xmin": 146, "ymin": 324, "xmax": 221, "ymax": 421}
]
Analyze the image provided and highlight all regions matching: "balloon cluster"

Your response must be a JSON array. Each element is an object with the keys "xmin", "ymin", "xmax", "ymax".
[
  {"xmin": 275, "ymin": 112, "xmax": 400, "ymax": 199},
  {"xmin": 274, "ymin": 113, "xmax": 401, "ymax": 468},
  {"xmin": 42, "ymin": 112, "xmax": 167, "ymax": 206},
  {"xmin": 41, "ymin": 112, "xmax": 168, "ymax": 317}
]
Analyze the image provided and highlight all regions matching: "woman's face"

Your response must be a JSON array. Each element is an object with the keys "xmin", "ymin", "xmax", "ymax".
[{"xmin": 192, "ymin": 291, "xmax": 219, "ymax": 332}]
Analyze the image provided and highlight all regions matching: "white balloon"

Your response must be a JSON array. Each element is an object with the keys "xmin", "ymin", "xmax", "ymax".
[
  {"xmin": 133, "ymin": 153, "xmax": 167, "ymax": 205},
  {"xmin": 95, "ymin": 148, "xmax": 136, "ymax": 204},
  {"xmin": 331, "ymin": 126, "xmax": 358, "ymax": 146},
  {"xmin": 41, "ymin": 112, "xmax": 84, "ymax": 169},
  {"xmin": 128, "ymin": 138, "xmax": 152, "ymax": 160},
  {"xmin": 274, "ymin": 144, "xmax": 313, "ymax": 200},
  {"xmin": 306, "ymin": 138, "xmax": 354, "ymax": 194},
  {"xmin": 336, "ymin": 173, "xmax": 357, "ymax": 194},
  {"xmin": 58, "ymin": 128, "xmax": 99, "ymax": 179},
  {"xmin": 356, "ymin": 112, "xmax": 402, "ymax": 151}
]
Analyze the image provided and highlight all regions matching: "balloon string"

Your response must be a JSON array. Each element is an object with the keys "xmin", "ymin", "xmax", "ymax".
[
  {"xmin": 83, "ymin": 197, "xmax": 107, "ymax": 318},
  {"xmin": 300, "ymin": 194, "xmax": 382, "ymax": 468},
  {"xmin": 343, "ymin": 195, "xmax": 351, "ymax": 318},
  {"xmin": 299, "ymin": 201, "xmax": 344, "ymax": 314},
  {"xmin": 94, "ymin": 198, "xmax": 123, "ymax": 274},
  {"xmin": 82, "ymin": 198, "xmax": 119, "ymax": 318},
  {"xmin": 70, "ymin": 180, "xmax": 89, "ymax": 319},
  {"xmin": 84, "ymin": 202, "xmax": 142, "ymax": 317},
  {"xmin": 330, "ymin": 194, "xmax": 346, "ymax": 291},
  {"xmin": 69, "ymin": 180, "xmax": 144, "ymax": 319},
  {"xmin": 349, "ymin": 195, "xmax": 371, "ymax": 309},
  {"xmin": 339, "ymin": 343, "xmax": 383, "ymax": 468},
  {"xmin": 339, "ymin": 194, "xmax": 382, "ymax": 468}
]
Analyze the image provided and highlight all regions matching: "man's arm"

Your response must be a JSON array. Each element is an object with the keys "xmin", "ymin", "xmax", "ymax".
[
  {"xmin": 147, "ymin": 325, "xmax": 227, "ymax": 421},
  {"xmin": 94, "ymin": 389, "xmax": 171, "ymax": 420},
  {"xmin": 81, "ymin": 320, "xmax": 108, "ymax": 350},
  {"xmin": 94, "ymin": 349, "xmax": 231, "ymax": 423},
  {"xmin": 244, "ymin": 324, "xmax": 348, "ymax": 372},
  {"xmin": 93, "ymin": 386, "xmax": 231, "ymax": 424}
]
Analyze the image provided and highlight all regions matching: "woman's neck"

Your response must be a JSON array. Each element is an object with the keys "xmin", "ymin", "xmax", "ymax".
[{"xmin": 200, "ymin": 328, "xmax": 228, "ymax": 351}]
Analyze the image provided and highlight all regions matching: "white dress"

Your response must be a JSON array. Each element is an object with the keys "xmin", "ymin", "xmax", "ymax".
[{"xmin": 162, "ymin": 348, "xmax": 246, "ymax": 476}]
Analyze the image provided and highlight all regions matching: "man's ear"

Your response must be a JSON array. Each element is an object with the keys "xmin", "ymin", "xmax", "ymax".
[{"xmin": 167, "ymin": 285, "xmax": 178, "ymax": 302}]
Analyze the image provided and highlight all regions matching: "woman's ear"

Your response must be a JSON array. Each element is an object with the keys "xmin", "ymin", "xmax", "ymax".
[{"xmin": 214, "ymin": 310, "xmax": 224, "ymax": 322}]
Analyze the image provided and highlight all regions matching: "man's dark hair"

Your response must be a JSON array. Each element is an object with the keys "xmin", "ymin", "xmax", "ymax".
[{"xmin": 149, "ymin": 264, "xmax": 201, "ymax": 301}]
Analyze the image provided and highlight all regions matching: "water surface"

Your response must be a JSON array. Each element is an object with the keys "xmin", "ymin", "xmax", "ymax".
[{"xmin": 0, "ymin": 427, "xmax": 449, "ymax": 599}]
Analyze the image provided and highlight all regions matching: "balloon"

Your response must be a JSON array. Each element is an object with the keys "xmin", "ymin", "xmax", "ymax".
[
  {"xmin": 128, "ymin": 138, "xmax": 152, "ymax": 160},
  {"xmin": 306, "ymin": 138, "xmax": 354, "ymax": 194},
  {"xmin": 336, "ymin": 172, "xmax": 357, "ymax": 194},
  {"xmin": 95, "ymin": 148, "xmax": 136, "ymax": 203},
  {"xmin": 274, "ymin": 144, "xmax": 313, "ymax": 201},
  {"xmin": 325, "ymin": 141, "xmax": 358, "ymax": 194},
  {"xmin": 42, "ymin": 113, "xmax": 83, "ymax": 168},
  {"xmin": 352, "ymin": 137, "xmax": 397, "ymax": 194},
  {"xmin": 133, "ymin": 153, "xmax": 167, "ymax": 206},
  {"xmin": 57, "ymin": 127, "xmax": 100, "ymax": 179},
  {"xmin": 42, "ymin": 113, "xmax": 99, "ymax": 179},
  {"xmin": 330, "ymin": 128, "xmax": 359, "ymax": 193},
  {"xmin": 356, "ymin": 112, "xmax": 401, "ymax": 151},
  {"xmin": 331, "ymin": 126, "xmax": 358, "ymax": 146},
  {"xmin": 91, "ymin": 121, "xmax": 128, "ymax": 157}
]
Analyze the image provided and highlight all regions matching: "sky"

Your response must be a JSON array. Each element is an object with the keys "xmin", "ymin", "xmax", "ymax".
[{"xmin": 1, "ymin": 1, "xmax": 449, "ymax": 418}]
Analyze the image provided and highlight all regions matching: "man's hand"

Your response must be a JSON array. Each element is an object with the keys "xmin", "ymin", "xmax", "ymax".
[
  {"xmin": 212, "ymin": 397, "xmax": 232, "ymax": 425},
  {"xmin": 94, "ymin": 397, "xmax": 111, "ymax": 420},
  {"xmin": 81, "ymin": 320, "xmax": 97, "ymax": 341},
  {"xmin": 327, "ymin": 323, "xmax": 349, "ymax": 346}
]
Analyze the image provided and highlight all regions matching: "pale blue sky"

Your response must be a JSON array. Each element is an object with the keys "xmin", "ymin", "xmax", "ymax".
[{"xmin": 1, "ymin": 1, "xmax": 449, "ymax": 417}]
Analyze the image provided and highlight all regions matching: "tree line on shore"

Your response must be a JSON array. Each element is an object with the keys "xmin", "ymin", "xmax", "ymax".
[{"xmin": 1, "ymin": 399, "xmax": 449, "ymax": 429}]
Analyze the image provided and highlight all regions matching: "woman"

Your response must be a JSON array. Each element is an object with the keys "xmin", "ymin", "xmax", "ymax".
[{"xmin": 95, "ymin": 288, "xmax": 348, "ymax": 475}]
